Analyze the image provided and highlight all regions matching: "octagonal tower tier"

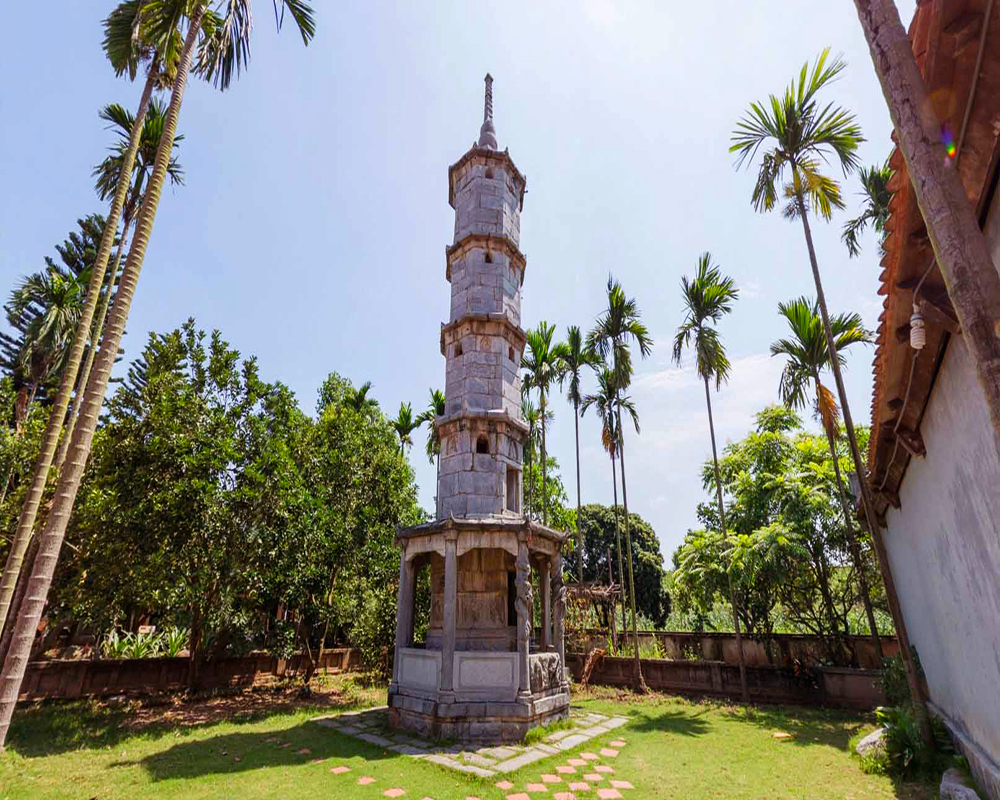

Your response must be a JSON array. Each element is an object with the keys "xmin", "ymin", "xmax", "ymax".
[{"xmin": 389, "ymin": 76, "xmax": 569, "ymax": 743}]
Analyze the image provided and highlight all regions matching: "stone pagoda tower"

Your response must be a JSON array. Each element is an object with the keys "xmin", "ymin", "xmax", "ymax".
[{"xmin": 388, "ymin": 76, "xmax": 570, "ymax": 743}]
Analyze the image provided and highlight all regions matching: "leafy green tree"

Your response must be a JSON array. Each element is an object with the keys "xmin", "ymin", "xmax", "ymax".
[
  {"xmin": 770, "ymin": 296, "xmax": 881, "ymax": 655},
  {"xmin": 588, "ymin": 276, "xmax": 652, "ymax": 689},
  {"xmin": 841, "ymin": 159, "xmax": 892, "ymax": 257},
  {"xmin": 571, "ymin": 504, "xmax": 670, "ymax": 628},
  {"xmin": 561, "ymin": 325, "xmax": 598, "ymax": 580},
  {"xmin": 521, "ymin": 321, "xmax": 569, "ymax": 526},
  {"xmin": 523, "ymin": 454, "xmax": 575, "ymax": 536},
  {"xmin": 672, "ymin": 251, "xmax": 748, "ymax": 702},
  {"xmin": 344, "ymin": 380, "xmax": 379, "ymax": 414},
  {"xmin": 0, "ymin": 2, "xmax": 316, "ymax": 745}
]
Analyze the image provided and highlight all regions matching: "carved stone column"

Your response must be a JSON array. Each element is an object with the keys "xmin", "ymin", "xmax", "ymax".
[
  {"xmin": 440, "ymin": 532, "xmax": 458, "ymax": 698},
  {"xmin": 551, "ymin": 551, "xmax": 566, "ymax": 683},
  {"xmin": 541, "ymin": 558, "xmax": 551, "ymax": 650},
  {"xmin": 515, "ymin": 537, "xmax": 532, "ymax": 698},
  {"xmin": 391, "ymin": 544, "xmax": 410, "ymax": 690}
]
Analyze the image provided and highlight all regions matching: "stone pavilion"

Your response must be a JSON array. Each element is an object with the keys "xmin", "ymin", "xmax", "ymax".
[{"xmin": 388, "ymin": 75, "xmax": 570, "ymax": 743}]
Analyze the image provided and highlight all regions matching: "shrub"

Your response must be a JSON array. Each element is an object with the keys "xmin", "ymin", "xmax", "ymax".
[
  {"xmin": 865, "ymin": 705, "xmax": 953, "ymax": 779},
  {"xmin": 878, "ymin": 648, "xmax": 923, "ymax": 706},
  {"xmin": 349, "ymin": 582, "xmax": 397, "ymax": 677}
]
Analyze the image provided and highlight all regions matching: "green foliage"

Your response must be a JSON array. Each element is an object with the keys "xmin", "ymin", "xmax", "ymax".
[
  {"xmin": 879, "ymin": 648, "xmax": 924, "ymax": 707},
  {"xmin": 99, "ymin": 627, "xmax": 190, "ymax": 659},
  {"xmin": 865, "ymin": 705, "xmax": 953, "ymax": 779}
]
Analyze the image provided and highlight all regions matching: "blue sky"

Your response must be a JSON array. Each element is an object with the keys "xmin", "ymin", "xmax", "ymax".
[{"xmin": 0, "ymin": 1, "xmax": 915, "ymax": 562}]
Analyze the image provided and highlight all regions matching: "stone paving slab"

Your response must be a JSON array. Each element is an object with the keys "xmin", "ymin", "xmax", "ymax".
[{"xmin": 310, "ymin": 706, "xmax": 628, "ymax": 779}]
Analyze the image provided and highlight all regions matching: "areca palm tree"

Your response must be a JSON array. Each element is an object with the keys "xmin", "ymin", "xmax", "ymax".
[
  {"xmin": 671, "ymin": 252, "xmax": 749, "ymax": 704},
  {"xmin": 581, "ymin": 366, "xmax": 626, "ymax": 634},
  {"xmin": 588, "ymin": 276, "xmax": 652, "ymax": 690},
  {"xmin": 841, "ymin": 159, "xmax": 892, "ymax": 258},
  {"xmin": 560, "ymin": 325, "xmax": 598, "ymax": 580},
  {"xmin": 770, "ymin": 296, "xmax": 882, "ymax": 657},
  {"xmin": 55, "ymin": 98, "xmax": 186, "ymax": 470},
  {"xmin": 344, "ymin": 381, "xmax": 378, "ymax": 414},
  {"xmin": 521, "ymin": 321, "xmax": 569, "ymax": 527},
  {"xmin": 416, "ymin": 388, "xmax": 446, "ymax": 467},
  {"xmin": 392, "ymin": 402, "xmax": 420, "ymax": 455},
  {"xmin": 0, "ymin": 0, "xmax": 316, "ymax": 747}
]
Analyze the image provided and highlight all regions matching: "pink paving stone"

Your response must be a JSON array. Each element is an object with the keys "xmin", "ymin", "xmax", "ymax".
[
  {"xmin": 553, "ymin": 794, "xmax": 577, "ymax": 800},
  {"xmin": 541, "ymin": 774, "xmax": 562, "ymax": 783},
  {"xmin": 596, "ymin": 790, "xmax": 622, "ymax": 800},
  {"xmin": 357, "ymin": 776, "xmax": 376, "ymax": 785},
  {"xmin": 594, "ymin": 766, "xmax": 614, "ymax": 774},
  {"xmin": 609, "ymin": 741, "xmax": 626, "ymax": 748},
  {"xmin": 610, "ymin": 781, "xmax": 634, "ymax": 790},
  {"xmin": 568, "ymin": 759, "xmax": 587, "ymax": 767},
  {"xmin": 526, "ymin": 785, "xmax": 548, "ymax": 794},
  {"xmin": 568, "ymin": 783, "xmax": 591, "ymax": 792},
  {"xmin": 466, "ymin": 797, "xmax": 482, "ymax": 800},
  {"xmin": 383, "ymin": 790, "xmax": 405, "ymax": 798},
  {"xmin": 580, "ymin": 752, "xmax": 599, "ymax": 761},
  {"xmin": 583, "ymin": 774, "xmax": 603, "ymax": 783},
  {"xmin": 599, "ymin": 748, "xmax": 619, "ymax": 758},
  {"xmin": 330, "ymin": 766, "xmax": 351, "ymax": 774},
  {"xmin": 556, "ymin": 765, "xmax": 576, "ymax": 774},
  {"xmin": 507, "ymin": 795, "xmax": 531, "ymax": 800},
  {"xmin": 496, "ymin": 782, "xmax": 514, "ymax": 790}
]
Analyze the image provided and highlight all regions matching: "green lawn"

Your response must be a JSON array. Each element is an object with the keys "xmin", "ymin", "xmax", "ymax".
[{"xmin": 0, "ymin": 676, "xmax": 935, "ymax": 800}]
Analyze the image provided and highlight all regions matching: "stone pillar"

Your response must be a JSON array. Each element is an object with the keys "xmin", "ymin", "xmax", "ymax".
[
  {"xmin": 551, "ymin": 551, "xmax": 566, "ymax": 684},
  {"xmin": 391, "ymin": 545, "xmax": 410, "ymax": 690},
  {"xmin": 440, "ymin": 532, "xmax": 458, "ymax": 698},
  {"xmin": 541, "ymin": 559, "xmax": 551, "ymax": 650},
  {"xmin": 515, "ymin": 537, "xmax": 532, "ymax": 698}
]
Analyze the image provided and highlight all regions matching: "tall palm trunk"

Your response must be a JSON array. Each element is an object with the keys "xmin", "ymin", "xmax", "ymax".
[
  {"xmin": 573, "ymin": 399, "xmax": 583, "ymax": 581},
  {"xmin": 540, "ymin": 389, "xmax": 548, "ymax": 526},
  {"xmin": 616, "ymin": 407, "xmax": 645, "ymax": 692},
  {"xmin": 816, "ymin": 374, "xmax": 882, "ymax": 658},
  {"xmin": 856, "ymin": 0, "xmax": 1000, "ymax": 461},
  {"xmin": 795, "ymin": 188, "xmax": 933, "ymax": 747},
  {"xmin": 704, "ymin": 376, "xmax": 749, "ymax": 703},
  {"xmin": 54, "ymin": 231, "xmax": 129, "ymax": 470},
  {"xmin": 0, "ymin": 9, "xmax": 206, "ymax": 748},
  {"xmin": 610, "ymin": 451, "xmax": 626, "ymax": 637},
  {"xmin": 0, "ymin": 71, "xmax": 157, "ymax": 637}
]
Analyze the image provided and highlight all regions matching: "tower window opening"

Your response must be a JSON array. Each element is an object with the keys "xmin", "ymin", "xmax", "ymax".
[
  {"xmin": 455, "ymin": 342, "xmax": 463, "ymax": 357},
  {"xmin": 476, "ymin": 435, "xmax": 490, "ymax": 454},
  {"xmin": 484, "ymin": 251, "xmax": 492, "ymax": 263},
  {"xmin": 507, "ymin": 571, "xmax": 516, "ymax": 625},
  {"xmin": 485, "ymin": 167, "xmax": 494, "ymax": 179},
  {"xmin": 508, "ymin": 346, "xmax": 515, "ymax": 361},
  {"xmin": 506, "ymin": 467, "xmax": 519, "ymax": 512}
]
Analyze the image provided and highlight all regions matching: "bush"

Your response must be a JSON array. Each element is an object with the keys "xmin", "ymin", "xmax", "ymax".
[
  {"xmin": 863, "ymin": 705, "xmax": 953, "ymax": 779},
  {"xmin": 349, "ymin": 582, "xmax": 397, "ymax": 677},
  {"xmin": 878, "ymin": 647, "xmax": 924, "ymax": 706}
]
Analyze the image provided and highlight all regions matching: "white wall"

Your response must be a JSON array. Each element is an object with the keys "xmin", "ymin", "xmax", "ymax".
[{"xmin": 884, "ymin": 335, "xmax": 1000, "ymax": 795}]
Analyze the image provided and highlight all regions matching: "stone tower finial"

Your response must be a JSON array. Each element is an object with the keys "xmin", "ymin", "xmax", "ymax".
[{"xmin": 478, "ymin": 73, "xmax": 498, "ymax": 149}]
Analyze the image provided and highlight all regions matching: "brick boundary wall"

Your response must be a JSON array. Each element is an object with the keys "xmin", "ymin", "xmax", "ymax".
[
  {"xmin": 18, "ymin": 648, "xmax": 362, "ymax": 702},
  {"xmin": 565, "ymin": 654, "xmax": 886, "ymax": 709}
]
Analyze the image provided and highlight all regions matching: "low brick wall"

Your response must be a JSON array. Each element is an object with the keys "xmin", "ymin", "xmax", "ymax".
[
  {"xmin": 567, "ymin": 630, "xmax": 897, "ymax": 670},
  {"xmin": 565, "ymin": 654, "xmax": 885, "ymax": 710},
  {"xmin": 18, "ymin": 648, "xmax": 362, "ymax": 702}
]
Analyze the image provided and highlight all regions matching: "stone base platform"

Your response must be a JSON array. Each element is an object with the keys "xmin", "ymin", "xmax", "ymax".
[{"xmin": 388, "ymin": 684, "xmax": 570, "ymax": 743}]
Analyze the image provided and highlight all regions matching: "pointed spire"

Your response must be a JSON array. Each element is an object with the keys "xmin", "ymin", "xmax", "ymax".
[{"xmin": 478, "ymin": 73, "xmax": 498, "ymax": 150}]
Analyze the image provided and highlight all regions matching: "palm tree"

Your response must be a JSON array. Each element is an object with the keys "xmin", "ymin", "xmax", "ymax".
[
  {"xmin": 416, "ymin": 388, "xmax": 446, "ymax": 467},
  {"xmin": 841, "ymin": 159, "xmax": 892, "ymax": 258},
  {"xmin": 671, "ymin": 252, "xmax": 749, "ymax": 704},
  {"xmin": 520, "ymin": 396, "xmax": 540, "ymax": 520},
  {"xmin": 731, "ymin": 48, "xmax": 931, "ymax": 739},
  {"xmin": 55, "ymin": 98, "xmax": 186, "ymax": 470},
  {"xmin": 392, "ymin": 402, "xmax": 420, "ymax": 455},
  {"xmin": 520, "ymin": 322, "xmax": 569, "ymax": 527},
  {"xmin": 588, "ymin": 276, "xmax": 652, "ymax": 690},
  {"xmin": 344, "ymin": 381, "xmax": 379, "ymax": 414},
  {"xmin": 0, "ymin": 1, "xmax": 316, "ymax": 747},
  {"xmin": 581, "ymin": 366, "xmax": 627, "ymax": 634},
  {"xmin": 770, "ymin": 296, "xmax": 882, "ymax": 658},
  {"xmin": 560, "ymin": 325, "xmax": 598, "ymax": 580}
]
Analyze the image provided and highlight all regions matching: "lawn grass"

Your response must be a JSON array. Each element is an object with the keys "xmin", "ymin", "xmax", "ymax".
[{"xmin": 0, "ymin": 675, "xmax": 936, "ymax": 799}]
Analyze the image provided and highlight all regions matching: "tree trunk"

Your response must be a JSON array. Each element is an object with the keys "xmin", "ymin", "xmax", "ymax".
[
  {"xmin": 795, "ymin": 187, "xmax": 934, "ymax": 747},
  {"xmin": 610, "ymin": 452, "xmax": 627, "ymax": 639},
  {"xmin": 616, "ymin": 408, "xmax": 645, "ymax": 693},
  {"xmin": 704, "ymin": 376, "xmax": 749, "ymax": 704},
  {"xmin": 0, "ymin": 71, "xmax": 157, "ymax": 638},
  {"xmin": 574, "ymin": 399, "xmax": 583, "ymax": 581},
  {"xmin": 0, "ymin": 9, "xmax": 205, "ymax": 749},
  {"xmin": 0, "ymin": 536, "xmax": 39, "ymax": 669},
  {"xmin": 856, "ymin": 0, "xmax": 1000, "ymax": 462},
  {"xmin": 540, "ymin": 389, "xmax": 548, "ymax": 526},
  {"xmin": 818, "ymin": 379, "xmax": 883, "ymax": 658},
  {"xmin": 55, "ymin": 232, "xmax": 128, "ymax": 471}
]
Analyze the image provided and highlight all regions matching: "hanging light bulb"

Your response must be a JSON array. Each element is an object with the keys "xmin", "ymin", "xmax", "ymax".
[{"xmin": 910, "ymin": 302, "xmax": 926, "ymax": 350}]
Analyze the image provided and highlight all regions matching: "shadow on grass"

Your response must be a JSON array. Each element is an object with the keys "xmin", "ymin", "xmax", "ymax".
[
  {"xmin": 736, "ymin": 704, "xmax": 871, "ymax": 750},
  {"xmin": 625, "ymin": 706, "xmax": 713, "ymax": 738},
  {"xmin": 112, "ymin": 722, "xmax": 398, "ymax": 783}
]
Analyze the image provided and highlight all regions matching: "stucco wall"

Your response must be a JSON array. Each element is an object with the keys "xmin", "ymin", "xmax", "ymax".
[{"xmin": 884, "ymin": 336, "xmax": 1000, "ymax": 793}]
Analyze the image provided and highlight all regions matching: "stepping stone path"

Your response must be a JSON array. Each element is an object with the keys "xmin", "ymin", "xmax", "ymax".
[
  {"xmin": 383, "ymin": 790, "xmax": 405, "ymax": 798},
  {"xmin": 357, "ymin": 776, "xmax": 376, "ymax": 785}
]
